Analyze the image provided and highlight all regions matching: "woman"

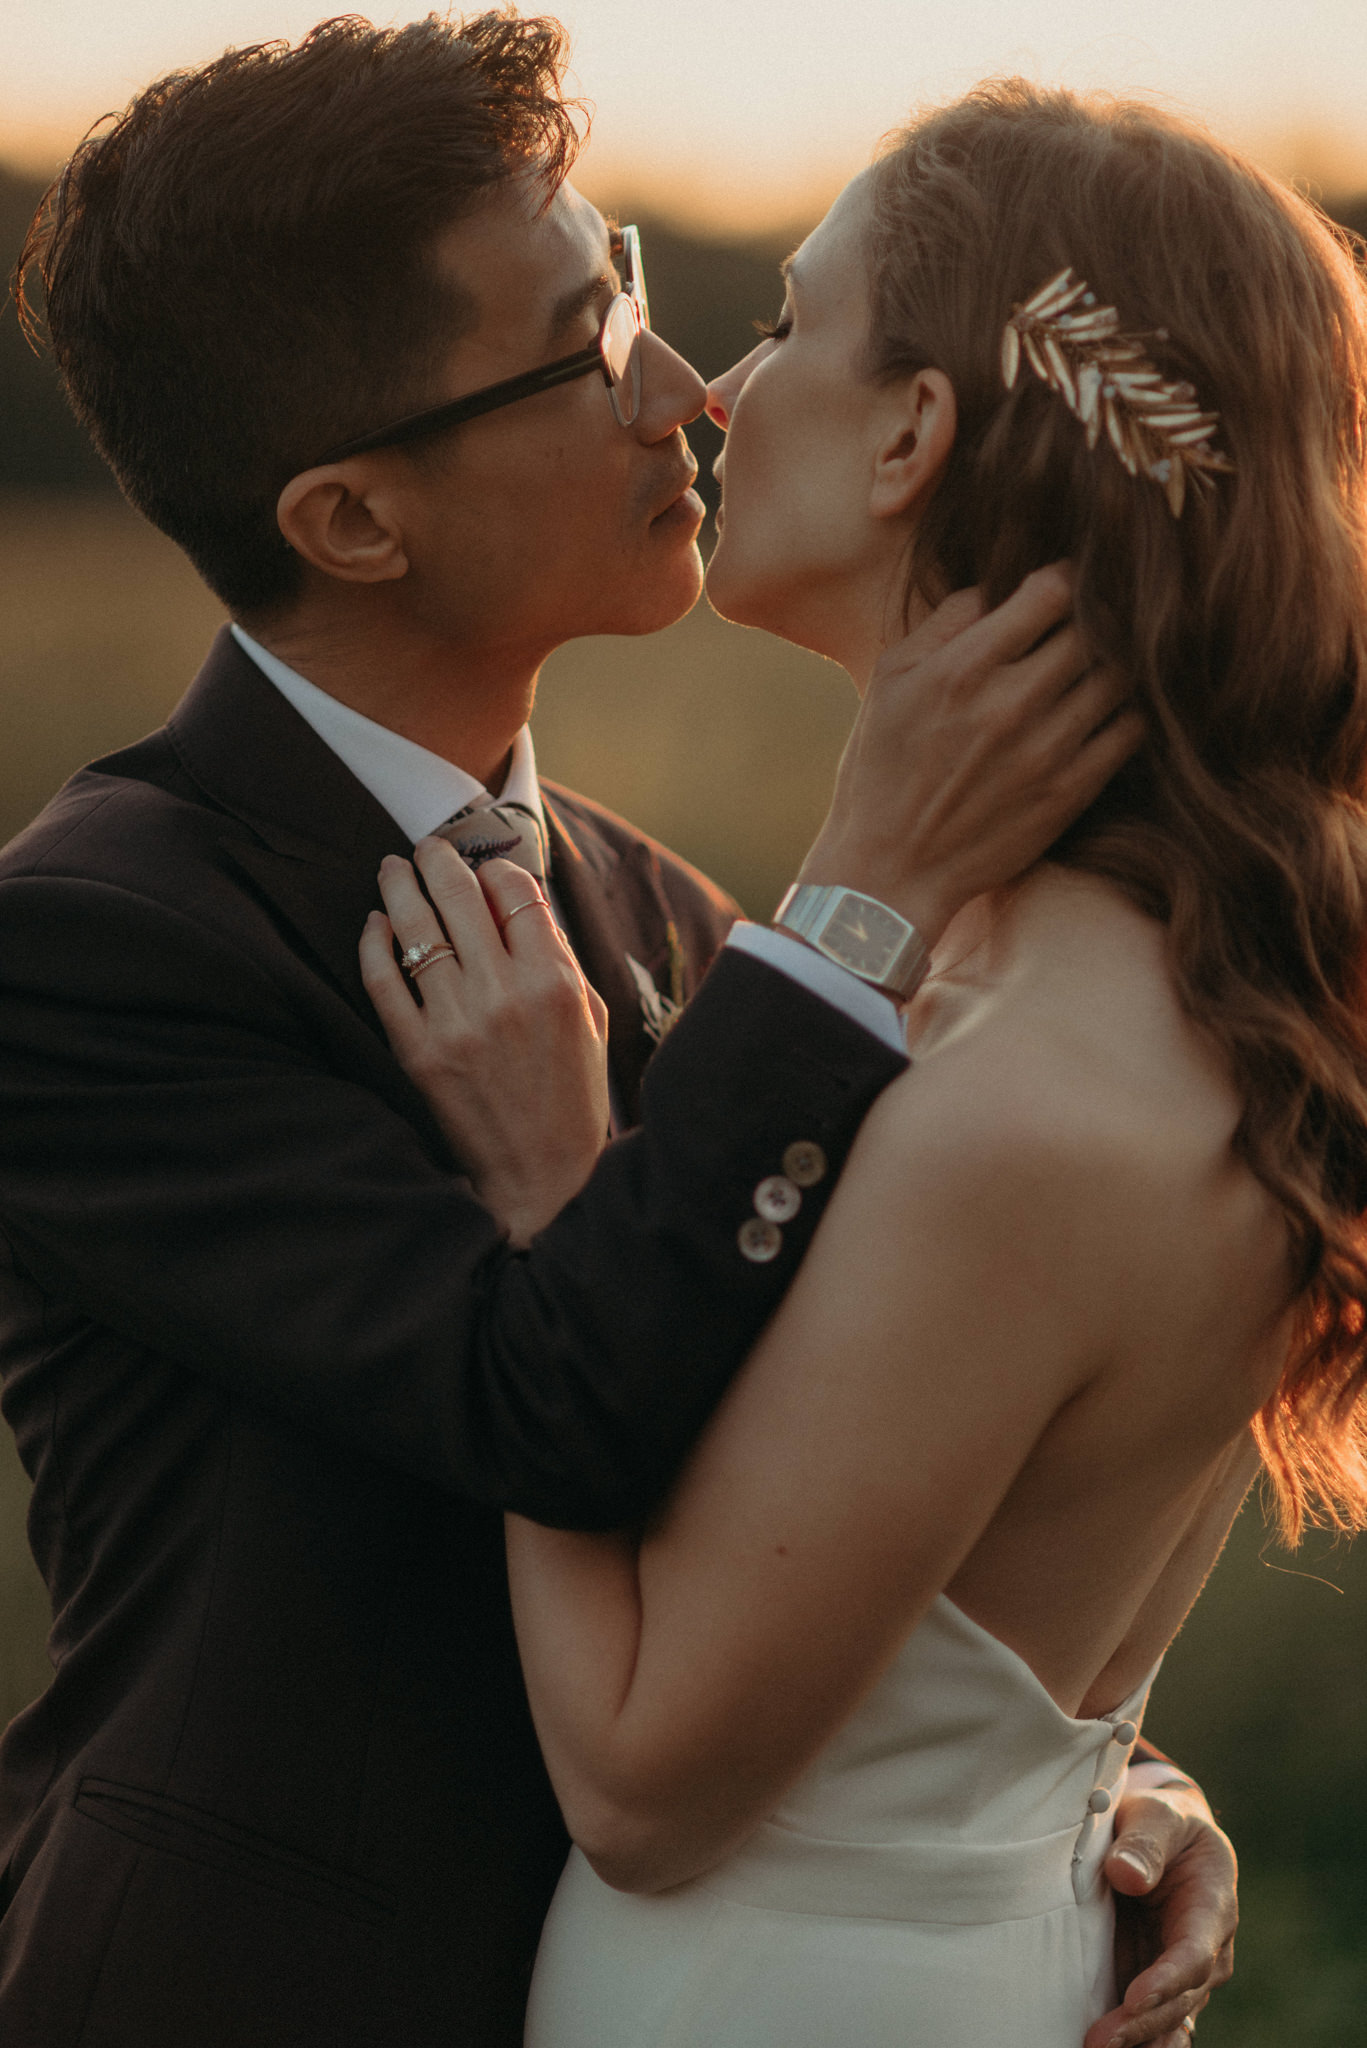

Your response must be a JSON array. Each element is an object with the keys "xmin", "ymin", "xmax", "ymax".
[{"xmin": 365, "ymin": 85, "xmax": 1367, "ymax": 2046}]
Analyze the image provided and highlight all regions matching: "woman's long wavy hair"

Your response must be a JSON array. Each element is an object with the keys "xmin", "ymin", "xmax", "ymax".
[{"xmin": 867, "ymin": 83, "xmax": 1367, "ymax": 1538}]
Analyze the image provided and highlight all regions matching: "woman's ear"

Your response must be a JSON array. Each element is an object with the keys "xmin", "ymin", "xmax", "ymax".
[
  {"xmin": 276, "ymin": 467, "xmax": 409, "ymax": 584},
  {"xmin": 868, "ymin": 368, "xmax": 957, "ymax": 521}
]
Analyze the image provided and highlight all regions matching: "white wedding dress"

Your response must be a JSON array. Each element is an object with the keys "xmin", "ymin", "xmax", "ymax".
[{"xmin": 524, "ymin": 1595, "xmax": 1158, "ymax": 2047}]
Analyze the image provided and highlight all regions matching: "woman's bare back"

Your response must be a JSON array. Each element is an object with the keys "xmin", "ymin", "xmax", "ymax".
[
  {"xmin": 902, "ymin": 864, "xmax": 1291, "ymax": 1716},
  {"xmin": 494, "ymin": 861, "xmax": 1288, "ymax": 1908}
]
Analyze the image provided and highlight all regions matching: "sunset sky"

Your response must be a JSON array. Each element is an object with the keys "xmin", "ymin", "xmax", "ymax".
[{"xmin": 4, "ymin": 0, "xmax": 1366, "ymax": 228}]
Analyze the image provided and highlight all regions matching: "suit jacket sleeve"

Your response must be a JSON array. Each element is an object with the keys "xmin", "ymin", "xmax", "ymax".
[{"xmin": 0, "ymin": 871, "xmax": 906, "ymax": 1529}]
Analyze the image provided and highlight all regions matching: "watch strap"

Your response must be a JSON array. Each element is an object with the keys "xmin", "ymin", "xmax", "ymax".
[{"xmin": 773, "ymin": 884, "xmax": 930, "ymax": 1001}]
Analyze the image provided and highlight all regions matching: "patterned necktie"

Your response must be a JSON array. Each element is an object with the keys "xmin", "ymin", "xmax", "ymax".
[{"xmin": 434, "ymin": 793, "xmax": 548, "ymax": 883}]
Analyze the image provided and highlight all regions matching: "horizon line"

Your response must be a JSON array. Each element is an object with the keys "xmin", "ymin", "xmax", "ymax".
[{"xmin": 3, "ymin": 122, "xmax": 1366, "ymax": 239}]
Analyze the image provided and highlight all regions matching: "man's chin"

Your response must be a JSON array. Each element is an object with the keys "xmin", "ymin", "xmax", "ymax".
[
  {"xmin": 556, "ymin": 551, "xmax": 701, "ymax": 645},
  {"xmin": 617, "ymin": 541, "xmax": 706, "ymax": 637}
]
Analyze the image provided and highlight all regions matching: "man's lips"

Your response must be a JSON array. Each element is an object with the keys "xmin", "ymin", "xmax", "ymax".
[{"xmin": 651, "ymin": 464, "xmax": 702, "ymax": 521}]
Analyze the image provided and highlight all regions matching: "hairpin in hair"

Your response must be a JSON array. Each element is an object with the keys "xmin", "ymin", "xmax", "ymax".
[{"xmin": 1001, "ymin": 268, "xmax": 1234, "ymax": 517}]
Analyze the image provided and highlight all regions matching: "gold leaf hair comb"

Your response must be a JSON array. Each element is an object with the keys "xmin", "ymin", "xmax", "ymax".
[{"xmin": 1001, "ymin": 268, "xmax": 1234, "ymax": 517}]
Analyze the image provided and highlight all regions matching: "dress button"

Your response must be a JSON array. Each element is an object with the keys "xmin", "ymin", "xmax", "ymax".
[
  {"xmin": 782, "ymin": 1141, "xmax": 828, "ymax": 1188},
  {"xmin": 738, "ymin": 1217, "xmax": 783, "ymax": 1263},
  {"xmin": 1111, "ymin": 1721, "xmax": 1138, "ymax": 1746},
  {"xmin": 1087, "ymin": 1788, "xmax": 1113, "ymax": 1814},
  {"xmin": 754, "ymin": 1174, "xmax": 802, "ymax": 1223}
]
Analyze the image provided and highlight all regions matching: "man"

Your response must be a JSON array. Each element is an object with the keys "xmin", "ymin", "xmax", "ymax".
[{"xmin": 0, "ymin": 13, "xmax": 1231, "ymax": 2047}]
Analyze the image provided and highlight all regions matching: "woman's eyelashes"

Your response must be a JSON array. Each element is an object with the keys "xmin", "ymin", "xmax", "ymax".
[{"xmin": 753, "ymin": 310, "xmax": 793, "ymax": 343}]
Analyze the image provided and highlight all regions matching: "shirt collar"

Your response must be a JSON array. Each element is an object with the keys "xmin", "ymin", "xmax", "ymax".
[{"xmin": 229, "ymin": 622, "xmax": 544, "ymax": 845}]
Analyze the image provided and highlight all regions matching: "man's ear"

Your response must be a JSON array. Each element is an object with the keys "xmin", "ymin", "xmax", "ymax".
[
  {"xmin": 276, "ymin": 466, "xmax": 409, "ymax": 584},
  {"xmin": 868, "ymin": 368, "xmax": 957, "ymax": 522}
]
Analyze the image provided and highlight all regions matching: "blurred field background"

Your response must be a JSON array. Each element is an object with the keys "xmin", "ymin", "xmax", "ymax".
[{"xmin": 2, "ymin": 154, "xmax": 1366, "ymax": 2044}]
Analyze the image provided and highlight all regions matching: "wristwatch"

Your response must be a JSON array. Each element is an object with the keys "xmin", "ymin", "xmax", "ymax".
[{"xmin": 773, "ymin": 884, "xmax": 930, "ymax": 1001}]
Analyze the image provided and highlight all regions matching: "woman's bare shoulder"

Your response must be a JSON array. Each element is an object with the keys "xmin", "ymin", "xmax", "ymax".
[
  {"xmin": 862, "ymin": 864, "xmax": 1253, "ymax": 1266},
  {"xmin": 897, "ymin": 865, "xmax": 1240, "ymax": 1157},
  {"xmin": 850, "ymin": 863, "xmax": 1284, "ymax": 1391}
]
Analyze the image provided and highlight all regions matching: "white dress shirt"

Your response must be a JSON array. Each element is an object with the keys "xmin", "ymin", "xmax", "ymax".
[{"xmin": 230, "ymin": 624, "xmax": 906, "ymax": 1054}]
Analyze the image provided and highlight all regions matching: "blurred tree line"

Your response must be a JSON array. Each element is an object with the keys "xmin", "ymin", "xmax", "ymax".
[
  {"xmin": 5, "ymin": 157, "xmax": 1366, "ymax": 513},
  {"xmin": 1, "ymin": 164, "xmax": 108, "ymax": 489}
]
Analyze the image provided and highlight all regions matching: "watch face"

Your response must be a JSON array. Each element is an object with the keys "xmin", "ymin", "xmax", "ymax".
[{"xmin": 821, "ymin": 892, "xmax": 907, "ymax": 979}]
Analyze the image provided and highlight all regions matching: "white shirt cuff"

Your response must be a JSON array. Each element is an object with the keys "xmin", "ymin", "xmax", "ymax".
[{"xmin": 725, "ymin": 924, "xmax": 908, "ymax": 1056}]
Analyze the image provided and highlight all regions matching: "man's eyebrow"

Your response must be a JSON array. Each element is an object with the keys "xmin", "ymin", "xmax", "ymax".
[
  {"xmin": 779, "ymin": 251, "xmax": 803, "ymax": 287},
  {"xmin": 546, "ymin": 267, "xmax": 613, "ymax": 349}
]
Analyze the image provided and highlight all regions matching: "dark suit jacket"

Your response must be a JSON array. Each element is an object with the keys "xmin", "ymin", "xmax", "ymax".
[{"xmin": 0, "ymin": 629, "xmax": 907, "ymax": 2047}]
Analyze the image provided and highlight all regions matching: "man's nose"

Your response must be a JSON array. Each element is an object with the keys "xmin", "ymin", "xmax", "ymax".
[{"xmin": 636, "ymin": 331, "xmax": 706, "ymax": 437}]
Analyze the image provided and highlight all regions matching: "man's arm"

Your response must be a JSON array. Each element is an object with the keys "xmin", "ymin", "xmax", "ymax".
[
  {"xmin": 0, "ymin": 880, "xmax": 896, "ymax": 1529},
  {"xmin": 1087, "ymin": 1772, "xmax": 1238, "ymax": 2048},
  {"xmin": 0, "ymin": 565, "xmax": 1136, "ymax": 1534}
]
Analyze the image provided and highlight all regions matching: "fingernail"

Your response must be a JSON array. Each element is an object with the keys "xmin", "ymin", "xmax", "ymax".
[
  {"xmin": 1113, "ymin": 1850, "xmax": 1157, "ymax": 1886},
  {"xmin": 1137, "ymin": 1991, "xmax": 1163, "ymax": 2013}
]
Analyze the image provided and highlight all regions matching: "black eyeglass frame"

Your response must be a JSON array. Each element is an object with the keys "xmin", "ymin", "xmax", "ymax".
[{"xmin": 314, "ymin": 226, "xmax": 650, "ymax": 465}]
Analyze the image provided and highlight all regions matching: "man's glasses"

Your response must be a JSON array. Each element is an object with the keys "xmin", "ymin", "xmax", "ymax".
[{"xmin": 315, "ymin": 226, "xmax": 651, "ymax": 465}]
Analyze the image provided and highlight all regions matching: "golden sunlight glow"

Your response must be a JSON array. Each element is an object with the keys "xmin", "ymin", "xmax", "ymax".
[{"xmin": 2, "ymin": 1, "xmax": 1366, "ymax": 228}]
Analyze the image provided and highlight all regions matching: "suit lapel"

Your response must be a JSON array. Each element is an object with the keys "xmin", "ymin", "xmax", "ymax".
[
  {"xmin": 543, "ymin": 794, "xmax": 669, "ymax": 1124},
  {"xmin": 164, "ymin": 631, "xmax": 682, "ymax": 1119},
  {"xmin": 222, "ymin": 840, "xmax": 395, "ymax": 1020},
  {"xmin": 166, "ymin": 629, "xmax": 411, "ymax": 1017}
]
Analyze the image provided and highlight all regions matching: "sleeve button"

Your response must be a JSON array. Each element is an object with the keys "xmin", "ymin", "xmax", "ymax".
[
  {"xmin": 782, "ymin": 1141, "xmax": 827, "ymax": 1188},
  {"xmin": 739, "ymin": 1217, "xmax": 784, "ymax": 1263},
  {"xmin": 1087, "ymin": 1788, "xmax": 1112, "ymax": 1814},
  {"xmin": 1111, "ymin": 1721, "xmax": 1138, "ymax": 1746},
  {"xmin": 754, "ymin": 1174, "xmax": 801, "ymax": 1223}
]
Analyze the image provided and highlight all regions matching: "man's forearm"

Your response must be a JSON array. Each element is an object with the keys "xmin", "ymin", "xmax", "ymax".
[{"xmin": 0, "ymin": 882, "xmax": 905, "ymax": 1529}]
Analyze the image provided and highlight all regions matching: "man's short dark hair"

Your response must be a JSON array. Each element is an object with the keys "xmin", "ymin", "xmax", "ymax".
[{"xmin": 16, "ymin": 11, "xmax": 583, "ymax": 614}]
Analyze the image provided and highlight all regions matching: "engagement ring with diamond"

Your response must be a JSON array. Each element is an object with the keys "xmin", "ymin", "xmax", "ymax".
[{"xmin": 401, "ymin": 942, "xmax": 454, "ymax": 977}]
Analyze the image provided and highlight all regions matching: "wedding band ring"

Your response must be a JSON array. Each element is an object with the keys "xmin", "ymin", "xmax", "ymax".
[
  {"xmin": 501, "ymin": 898, "xmax": 544, "ymax": 928},
  {"xmin": 407, "ymin": 944, "xmax": 455, "ymax": 979},
  {"xmin": 1179, "ymin": 2019, "xmax": 1196, "ymax": 2039}
]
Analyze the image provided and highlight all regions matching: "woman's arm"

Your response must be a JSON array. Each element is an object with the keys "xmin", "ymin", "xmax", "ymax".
[{"xmin": 505, "ymin": 1062, "xmax": 1114, "ymax": 1892}]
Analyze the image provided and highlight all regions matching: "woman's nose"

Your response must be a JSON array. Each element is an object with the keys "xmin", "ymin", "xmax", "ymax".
[{"xmin": 706, "ymin": 342, "xmax": 765, "ymax": 432}]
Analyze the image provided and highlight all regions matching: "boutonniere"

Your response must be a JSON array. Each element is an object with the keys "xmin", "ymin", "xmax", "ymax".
[{"xmin": 625, "ymin": 921, "xmax": 687, "ymax": 1047}]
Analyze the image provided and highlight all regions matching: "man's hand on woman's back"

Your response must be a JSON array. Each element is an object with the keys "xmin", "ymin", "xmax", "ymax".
[{"xmin": 1087, "ymin": 1775, "xmax": 1238, "ymax": 2048}]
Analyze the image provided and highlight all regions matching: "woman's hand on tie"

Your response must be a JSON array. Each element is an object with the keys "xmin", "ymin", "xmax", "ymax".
[{"xmin": 361, "ymin": 838, "xmax": 610, "ymax": 1246}]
